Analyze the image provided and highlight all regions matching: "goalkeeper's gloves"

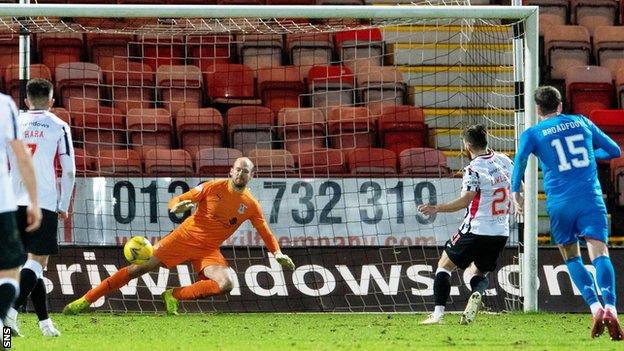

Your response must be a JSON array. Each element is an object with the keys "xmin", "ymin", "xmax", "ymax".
[
  {"xmin": 170, "ymin": 200, "xmax": 196, "ymax": 214},
  {"xmin": 275, "ymin": 252, "xmax": 295, "ymax": 271}
]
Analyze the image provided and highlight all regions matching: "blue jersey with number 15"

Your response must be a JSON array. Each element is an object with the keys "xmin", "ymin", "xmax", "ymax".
[{"xmin": 511, "ymin": 114, "xmax": 621, "ymax": 204}]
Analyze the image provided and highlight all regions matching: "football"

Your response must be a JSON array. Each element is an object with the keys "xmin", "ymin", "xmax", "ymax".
[{"xmin": 123, "ymin": 236, "xmax": 154, "ymax": 265}]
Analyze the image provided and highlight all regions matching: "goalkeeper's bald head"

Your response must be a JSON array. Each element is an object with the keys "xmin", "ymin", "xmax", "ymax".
[{"xmin": 230, "ymin": 157, "xmax": 254, "ymax": 190}]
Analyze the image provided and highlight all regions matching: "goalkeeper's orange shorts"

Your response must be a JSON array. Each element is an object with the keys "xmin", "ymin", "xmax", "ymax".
[{"xmin": 153, "ymin": 229, "xmax": 228, "ymax": 276}]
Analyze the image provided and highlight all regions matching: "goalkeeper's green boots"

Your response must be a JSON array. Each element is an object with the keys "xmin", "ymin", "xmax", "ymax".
[
  {"xmin": 63, "ymin": 296, "xmax": 90, "ymax": 315},
  {"xmin": 162, "ymin": 289, "xmax": 179, "ymax": 316}
]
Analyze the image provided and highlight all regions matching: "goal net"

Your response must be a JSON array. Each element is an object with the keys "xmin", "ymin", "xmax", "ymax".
[{"xmin": 2, "ymin": 4, "xmax": 537, "ymax": 314}]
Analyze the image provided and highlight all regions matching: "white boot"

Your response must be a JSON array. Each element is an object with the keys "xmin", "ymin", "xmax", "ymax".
[
  {"xmin": 460, "ymin": 291, "xmax": 482, "ymax": 325},
  {"xmin": 420, "ymin": 313, "xmax": 444, "ymax": 325},
  {"xmin": 4, "ymin": 308, "xmax": 22, "ymax": 337},
  {"xmin": 39, "ymin": 318, "xmax": 60, "ymax": 337}
]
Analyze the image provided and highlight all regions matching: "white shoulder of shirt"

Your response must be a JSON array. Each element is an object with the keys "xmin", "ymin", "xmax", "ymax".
[{"xmin": 22, "ymin": 110, "xmax": 70, "ymax": 130}]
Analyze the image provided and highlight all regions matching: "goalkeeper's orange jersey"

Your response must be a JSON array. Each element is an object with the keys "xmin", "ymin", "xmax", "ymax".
[{"xmin": 167, "ymin": 179, "xmax": 279, "ymax": 253}]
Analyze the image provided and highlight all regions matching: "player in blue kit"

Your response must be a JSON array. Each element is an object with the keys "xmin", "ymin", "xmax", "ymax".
[{"xmin": 511, "ymin": 86, "xmax": 622, "ymax": 340}]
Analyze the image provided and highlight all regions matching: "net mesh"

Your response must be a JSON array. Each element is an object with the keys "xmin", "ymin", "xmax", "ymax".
[{"xmin": 1, "ymin": 11, "xmax": 527, "ymax": 313}]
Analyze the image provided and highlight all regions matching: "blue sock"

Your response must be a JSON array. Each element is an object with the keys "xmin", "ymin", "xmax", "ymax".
[
  {"xmin": 565, "ymin": 256, "xmax": 599, "ymax": 307},
  {"xmin": 592, "ymin": 255, "xmax": 617, "ymax": 307}
]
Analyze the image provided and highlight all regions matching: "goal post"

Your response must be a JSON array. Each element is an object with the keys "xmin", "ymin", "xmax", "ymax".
[{"xmin": 3, "ymin": 3, "xmax": 539, "ymax": 313}]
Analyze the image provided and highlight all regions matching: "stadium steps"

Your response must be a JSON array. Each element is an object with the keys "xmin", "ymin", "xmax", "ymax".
[
  {"xmin": 431, "ymin": 128, "xmax": 515, "ymax": 151},
  {"xmin": 382, "ymin": 25, "xmax": 513, "ymax": 44},
  {"xmin": 387, "ymin": 43, "xmax": 514, "ymax": 66},
  {"xmin": 408, "ymin": 85, "xmax": 516, "ymax": 109},
  {"xmin": 399, "ymin": 65, "xmax": 514, "ymax": 86},
  {"xmin": 423, "ymin": 108, "xmax": 515, "ymax": 129}
]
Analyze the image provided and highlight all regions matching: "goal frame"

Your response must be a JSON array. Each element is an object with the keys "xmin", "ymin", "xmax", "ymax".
[{"xmin": 3, "ymin": 3, "xmax": 540, "ymax": 312}]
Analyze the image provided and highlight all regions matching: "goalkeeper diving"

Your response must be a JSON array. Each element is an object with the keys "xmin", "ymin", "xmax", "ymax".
[{"xmin": 64, "ymin": 157, "xmax": 295, "ymax": 315}]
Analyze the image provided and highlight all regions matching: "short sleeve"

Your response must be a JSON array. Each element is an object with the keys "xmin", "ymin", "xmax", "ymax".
[
  {"xmin": 3, "ymin": 99, "xmax": 19, "ymax": 141},
  {"xmin": 461, "ymin": 167, "xmax": 479, "ymax": 192}
]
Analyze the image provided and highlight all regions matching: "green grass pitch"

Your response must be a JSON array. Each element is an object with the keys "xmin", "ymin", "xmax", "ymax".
[{"xmin": 10, "ymin": 312, "xmax": 622, "ymax": 351}]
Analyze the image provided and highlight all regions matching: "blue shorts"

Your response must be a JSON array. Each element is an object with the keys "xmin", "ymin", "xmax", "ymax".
[{"xmin": 547, "ymin": 199, "xmax": 608, "ymax": 245}]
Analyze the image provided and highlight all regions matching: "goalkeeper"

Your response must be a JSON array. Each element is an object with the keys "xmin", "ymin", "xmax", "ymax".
[{"xmin": 64, "ymin": 157, "xmax": 295, "ymax": 315}]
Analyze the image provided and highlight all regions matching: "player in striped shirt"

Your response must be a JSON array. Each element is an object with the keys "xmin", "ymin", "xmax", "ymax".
[
  {"xmin": 5, "ymin": 79, "xmax": 75, "ymax": 337},
  {"xmin": 0, "ymin": 92, "xmax": 41, "ymax": 337},
  {"xmin": 419, "ymin": 125, "xmax": 513, "ymax": 325}
]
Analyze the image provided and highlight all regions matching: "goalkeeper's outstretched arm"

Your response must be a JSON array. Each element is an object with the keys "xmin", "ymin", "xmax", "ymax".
[{"xmin": 250, "ymin": 202, "xmax": 295, "ymax": 270}]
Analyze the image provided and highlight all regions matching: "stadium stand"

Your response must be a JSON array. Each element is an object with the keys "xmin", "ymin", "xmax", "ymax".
[
  {"xmin": 72, "ymin": 106, "xmax": 125, "ymax": 155},
  {"xmin": 564, "ymin": 65, "xmax": 613, "ymax": 117},
  {"xmin": 144, "ymin": 149, "xmax": 195, "ymax": 176},
  {"xmin": 227, "ymin": 106, "xmax": 274, "ymax": 155},
  {"xmin": 277, "ymin": 107, "xmax": 326, "ymax": 155},
  {"xmin": 100, "ymin": 58, "xmax": 154, "ymax": 114},
  {"xmin": 97, "ymin": 149, "xmax": 143, "ymax": 176},
  {"xmin": 399, "ymin": 147, "xmax": 449, "ymax": 177},
  {"xmin": 196, "ymin": 147, "xmax": 243, "ymax": 176},
  {"xmin": 346, "ymin": 147, "xmax": 397, "ymax": 175},
  {"xmin": 126, "ymin": 108, "xmax": 173, "ymax": 157},
  {"xmin": 176, "ymin": 107, "xmax": 224, "ymax": 157},
  {"xmin": 156, "ymin": 64, "xmax": 203, "ymax": 114}
]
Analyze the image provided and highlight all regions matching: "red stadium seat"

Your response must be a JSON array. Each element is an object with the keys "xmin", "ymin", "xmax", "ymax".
[
  {"xmin": 571, "ymin": 0, "xmax": 618, "ymax": 36},
  {"xmin": 589, "ymin": 109, "xmax": 624, "ymax": 145},
  {"xmin": 139, "ymin": 35, "xmax": 185, "ymax": 72},
  {"xmin": 187, "ymin": 35, "xmax": 232, "ymax": 72},
  {"xmin": 593, "ymin": 26, "xmax": 624, "ymax": 76},
  {"xmin": 227, "ymin": 106, "xmax": 274, "ymax": 155},
  {"xmin": 236, "ymin": 34, "xmax": 283, "ymax": 70},
  {"xmin": 73, "ymin": 148, "xmax": 95, "ymax": 176},
  {"xmin": 196, "ymin": 147, "xmax": 242, "ymax": 176},
  {"xmin": 176, "ymin": 107, "xmax": 223, "ymax": 157},
  {"xmin": 346, "ymin": 147, "xmax": 397, "ymax": 175},
  {"xmin": 356, "ymin": 65, "xmax": 405, "ymax": 105},
  {"xmin": 0, "ymin": 37, "xmax": 19, "ymax": 83},
  {"xmin": 247, "ymin": 149, "xmax": 295, "ymax": 176},
  {"xmin": 97, "ymin": 149, "xmax": 143, "ymax": 175},
  {"xmin": 66, "ymin": 97, "xmax": 100, "ymax": 113},
  {"xmin": 286, "ymin": 33, "xmax": 333, "ymax": 79},
  {"xmin": 327, "ymin": 106, "xmax": 374, "ymax": 150},
  {"xmin": 334, "ymin": 29, "xmax": 383, "ymax": 70},
  {"xmin": 544, "ymin": 25, "xmax": 591, "ymax": 79},
  {"xmin": 156, "ymin": 64, "xmax": 203, "ymax": 114},
  {"xmin": 100, "ymin": 58, "xmax": 154, "ymax": 114},
  {"xmin": 617, "ymin": 68, "xmax": 624, "ymax": 107},
  {"xmin": 257, "ymin": 66, "xmax": 304, "ymax": 114},
  {"xmin": 86, "ymin": 33, "xmax": 134, "ymax": 66},
  {"xmin": 565, "ymin": 66, "xmax": 613, "ymax": 116},
  {"xmin": 55, "ymin": 62, "xmax": 102, "ymax": 110},
  {"xmin": 399, "ymin": 147, "xmax": 449, "ymax": 177},
  {"xmin": 527, "ymin": 0, "xmax": 569, "ymax": 25},
  {"xmin": 373, "ymin": 104, "xmax": 425, "ymax": 155},
  {"xmin": 144, "ymin": 149, "xmax": 194, "ymax": 176},
  {"xmin": 296, "ymin": 147, "xmax": 345, "ymax": 176},
  {"xmin": 72, "ymin": 107, "xmax": 125, "ymax": 155},
  {"xmin": 204, "ymin": 63, "xmax": 260, "ymax": 107},
  {"xmin": 277, "ymin": 107, "xmax": 325, "ymax": 154},
  {"xmin": 5, "ymin": 64, "xmax": 52, "ymax": 105},
  {"xmin": 126, "ymin": 108, "xmax": 173, "ymax": 157},
  {"xmin": 38, "ymin": 33, "xmax": 83, "ymax": 74},
  {"xmin": 308, "ymin": 65, "xmax": 355, "ymax": 111},
  {"xmin": 50, "ymin": 107, "xmax": 71, "ymax": 126}
]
